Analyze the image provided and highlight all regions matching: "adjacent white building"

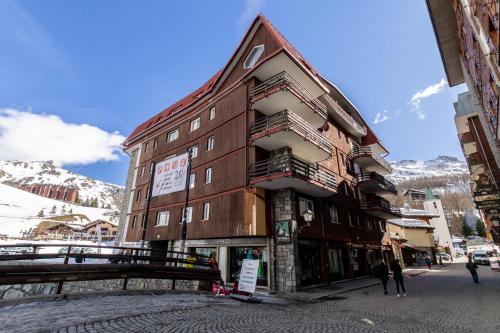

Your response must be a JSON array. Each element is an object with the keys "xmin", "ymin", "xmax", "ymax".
[{"xmin": 422, "ymin": 188, "xmax": 455, "ymax": 256}]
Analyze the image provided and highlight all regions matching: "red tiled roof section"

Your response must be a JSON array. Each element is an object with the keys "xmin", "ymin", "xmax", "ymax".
[
  {"xmin": 125, "ymin": 70, "xmax": 221, "ymax": 144},
  {"xmin": 125, "ymin": 15, "xmax": 322, "ymax": 146}
]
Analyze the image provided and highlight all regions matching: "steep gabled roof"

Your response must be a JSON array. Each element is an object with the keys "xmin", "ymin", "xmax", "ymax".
[{"xmin": 124, "ymin": 15, "xmax": 326, "ymax": 146}]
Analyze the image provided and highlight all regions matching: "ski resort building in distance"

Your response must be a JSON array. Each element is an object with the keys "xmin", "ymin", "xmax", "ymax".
[
  {"xmin": 427, "ymin": 0, "xmax": 500, "ymax": 243},
  {"xmin": 118, "ymin": 15, "xmax": 401, "ymax": 291}
]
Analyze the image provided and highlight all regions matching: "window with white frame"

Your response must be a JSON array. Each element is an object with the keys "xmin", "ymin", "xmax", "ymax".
[
  {"xmin": 190, "ymin": 144, "xmax": 198, "ymax": 158},
  {"xmin": 209, "ymin": 107, "xmax": 216, "ymax": 120},
  {"xmin": 150, "ymin": 162, "xmax": 154, "ymax": 174},
  {"xmin": 243, "ymin": 45, "xmax": 264, "ymax": 69},
  {"xmin": 153, "ymin": 138, "xmax": 159, "ymax": 149},
  {"xmin": 144, "ymin": 143, "xmax": 149, "ymax": 153},
  {"xmin": 136, "ymin": 189, "xmax": 141, "ymax": 202},
  {"xmin": 205, "ymin": 167, "xmax": 212, "ymax": 184},
  {"xmin": 367, "ymin": 218, "xmax": 373, "ymax": 230},
  {"xmin": 207, "ymin": 136, "xmax": 215, "ymax": 151},
  {"xmin": 190, "ymin": 117, "xmax": 201, "ymax": 132},
  {"xmin": 299, "ymin": 197, "xmax": 314, "ymax": 217},
  {"xmin": 181, "ymin": 207, "xmax": 193, "ymax": 223},
  {"xmin": 131, "ymin": 216, "xmax": 137, "ymax": 228},
  {"xmin": 189, "ymin": 174, "xmax": 196, "ymax": 189},
  {"xmin": 379, "ymin": 220, "xmax": 386, "ymax": 232},
  {"xmin": 329, "ymin": 206, "xmax": 339, "ymax": 224},
  {"xmin": 156, "ymin": 211, "xmax": 170, "ymax": 226},
  {"xmin": 140, "ymin": 166, "xmax": 145, "ymax": 177},
  {"xmin": 167, "ymin": 129, "xmax": 179, "ymax": 142},
  {"xmin": 203, "ymin": 202, "xmax": 210, "ymax": 220}
]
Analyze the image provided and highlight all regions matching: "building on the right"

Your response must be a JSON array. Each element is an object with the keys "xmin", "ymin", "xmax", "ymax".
[{"xmin": 427, "ymin": 0, "xmax": 500, "ymax": 242}]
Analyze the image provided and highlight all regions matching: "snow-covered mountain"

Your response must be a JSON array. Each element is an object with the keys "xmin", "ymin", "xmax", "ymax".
[
  {"xmin": 0, "ymin": 183, "xmax": 116, "ymax": 237},
  {"xmin": 0, "ymin": 160, "xmax": 123, "ymax": 211},
  {"xmin": 389, "ymin": 156, "xmax": 469, "ymax": 184}
]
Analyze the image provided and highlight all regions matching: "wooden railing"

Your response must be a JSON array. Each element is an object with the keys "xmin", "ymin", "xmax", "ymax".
[
  {"xmin": 250, "ymin": 110, "xmax": 333, "ymax": 153},
  {"xmin": 251, "ymin": 71, "xmax": 328, "ymax": 118},
  {"xmin": 0, "ymin": 243, "xmax": 219, "ymax": 294},
  {"xmin": 350, "ymin": 146, "xmax": 392, "ymax": 173},
  {"xmin": 360, "ymin": 197, "xmax": 401, "ymax": 216},
  {"xmin": 322, "ymin": 94, "xmax": 367, "ymax": 136},
  {"xmin": 357, "ymin": 172, "xmax": 397, "ymax": 194},
  {"xmin": 249, "ymin": 154, "xmax": 337, "ymax": 190}
]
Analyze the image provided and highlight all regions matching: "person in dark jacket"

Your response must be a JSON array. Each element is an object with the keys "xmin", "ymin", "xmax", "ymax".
[
  {"xmin": 466, "ymin": 256, "xmax": 479, "ymax": 284},
  {"xmin": 390, "ymin": 259, "xmax": 406, "ymax": 297},
  {"xmin": 373, "ymin": 260, "xmax": 390, "ymax": 295},
  {"xmin": 424, "ymin": 256, "xmax": 432, "ymax": 270},
  {"xmin": 75, "ymin": 249, "xmax": 85, "ymax": 264}
]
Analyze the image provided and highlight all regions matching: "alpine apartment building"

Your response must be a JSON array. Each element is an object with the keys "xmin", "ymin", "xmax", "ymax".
[
  {"xmin": 118, "ymin": 15, "xmax": 400, "ymax": 291},
  {"xmin": 427, "ymin": 0, "xmax": 500, "ymax": 242}
]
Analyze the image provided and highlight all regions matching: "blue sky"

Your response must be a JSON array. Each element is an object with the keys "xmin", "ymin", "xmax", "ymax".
[{"xmin": 0, "ymin": 0, "xmax": 467, "ymax": 185}]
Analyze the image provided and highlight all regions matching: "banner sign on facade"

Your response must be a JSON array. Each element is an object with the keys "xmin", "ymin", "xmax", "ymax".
[
  {"xmin": 476, "ymin": 200, "xmax": 500, "ymax": 210},
  {"xmin": 275, "ymin": 220, "xmax": 291, "ymax": 244},
  {"xmin": 152, "ymin": 153, "xmax": 189, "ymax": 197},
  {"xmin": 238, "ymin": 259, "xmax": 259, "ymax": 293}
]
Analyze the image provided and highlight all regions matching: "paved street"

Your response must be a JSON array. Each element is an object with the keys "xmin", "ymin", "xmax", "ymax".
[{"xmin": 1, "ymin": 263, "xmax": 499, "ymax": 333}]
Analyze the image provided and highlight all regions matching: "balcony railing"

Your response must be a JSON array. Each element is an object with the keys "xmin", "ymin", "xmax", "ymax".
[
  {"xmin": 350, "ymin": 146, "xmax": 392, "ymax": 173},
  {"xmin": 357, "ymin": 172, "xmax": 397, "ymax": 194},
  {"xmin": 361, "ymin": 197, "xmax": 401, "ymax": 216},
  {"xmin": 249, "ymin": 154, "xmax": 337, "ymax": 190},
  {"xmin": 249, "ymin": 110, "xmax": 333, "ymax": 154},
  {"xmin": 251, "ymin": 71, "xmax": 328, "ymax": 118},
  {"xmin": 323, "ymin": 94, "xmax": 367, "ymax": 136}
]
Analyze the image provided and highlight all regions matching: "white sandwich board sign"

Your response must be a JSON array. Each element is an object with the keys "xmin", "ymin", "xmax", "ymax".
[{"xmin": 238, "ymin": 259, "xmax": 259, "ymax": 293}]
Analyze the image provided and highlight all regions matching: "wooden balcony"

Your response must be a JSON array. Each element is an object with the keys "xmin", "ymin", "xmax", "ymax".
[
  {"xmin": 357, "ymin": 172, "xmax": 397, "ymax": 195},
  {"xmin": 249, "ymin": 110, "xmax": 333, "ymax": 162},
  {"xmin": 250, "ymin": 71, "xmax": 328, "ymax": 128},
  {"xmin": 360, "ymin": 196, "xmax": 401, "ymax": 220},
  {"xmin": 349, "ymin": 146, "xmax": 392, "ymax": 175},
  {"xmin": 249, "ymin": 154, "xmax": 337, "ymax": 197},
  {"xmin": 321, "ymin": 94, "xmax": 367, "ymax": 137}
]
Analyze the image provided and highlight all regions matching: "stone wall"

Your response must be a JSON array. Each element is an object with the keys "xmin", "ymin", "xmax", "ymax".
[
  {"xmin": 0, "ymin": 278, "xmax": 209, "ymax": 300},
  {"xmin": 270, "ymin": 188, "xmax": 300, "ymax": 292}
]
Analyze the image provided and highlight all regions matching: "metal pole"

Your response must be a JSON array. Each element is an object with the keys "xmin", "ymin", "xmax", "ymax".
[
  {"xmin": 179, "ymin": 148, "xmax": 193, "ymax": 255},
  {"xmin": 139, "ymin": 161, "xmax": 157, "ymax": 249}
]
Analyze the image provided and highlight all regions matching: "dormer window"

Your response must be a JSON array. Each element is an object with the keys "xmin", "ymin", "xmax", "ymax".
[{"xmin": 243, "ymin": 45, "xmax": 264, "ymax": 69}]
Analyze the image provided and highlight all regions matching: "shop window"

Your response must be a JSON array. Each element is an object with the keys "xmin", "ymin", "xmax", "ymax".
[
  {"xmin": 229, "ymin": 247, "xmax": 268, "ymax": 286},
  {"xmin": 156, "ymin": 211, "xmax": 170, "ymax": 226},
  {"xmin": 299, "ymin": 197, "xmax": 314, "ymax": 217}
]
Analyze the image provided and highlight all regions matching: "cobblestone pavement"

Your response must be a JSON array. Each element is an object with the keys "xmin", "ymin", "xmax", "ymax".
[{"xmin": 1, "ymin": 263, "xmax": 499, "ymax": 332}]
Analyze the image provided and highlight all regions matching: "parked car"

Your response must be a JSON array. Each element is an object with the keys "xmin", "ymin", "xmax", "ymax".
[
  {"xmin": 473, "ymin": 253, "xmax": 490, "ymax": 265},
  {"xmin": 436, "ymin": 253, "xmax": 451, "ymax": 261}
]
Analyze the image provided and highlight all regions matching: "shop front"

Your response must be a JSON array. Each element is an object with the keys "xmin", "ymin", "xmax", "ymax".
[
  {"xmin": 349, "ymin": 246, "xmax": 368, "ymax": 278},
  {"xmin": 326, "ymin": 242, "xmax": 348, "ymax": 282},
  {"xmin": 182, "ymin": 237, "xmax": 269, "ymax": 288},
  {"xmin": 298, "ymin": 239, "xmax": 322, "ymax": 287}
]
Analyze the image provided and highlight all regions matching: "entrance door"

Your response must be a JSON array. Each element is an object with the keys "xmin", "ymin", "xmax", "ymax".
[
  {"xmin": 298, "ymin": 244, "xmax": 321, "ymax": 286},
  {"xmin": 327, "ymin": 248, "xmax": 344, "ymax": 281}
]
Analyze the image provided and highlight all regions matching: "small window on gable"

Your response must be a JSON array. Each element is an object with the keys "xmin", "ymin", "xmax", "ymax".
[{"xmin": 243, "ymin": 45, "xmax": 265, "ymax": 69}]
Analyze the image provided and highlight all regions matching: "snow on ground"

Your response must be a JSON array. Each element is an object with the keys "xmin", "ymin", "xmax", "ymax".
[
  {"xmin": 0, "ymin": 183, "xmax": 112, "ymax": 237},
  {"xmin": 0, "ymin": 160, "xmax": 123, "ymax": 210}
]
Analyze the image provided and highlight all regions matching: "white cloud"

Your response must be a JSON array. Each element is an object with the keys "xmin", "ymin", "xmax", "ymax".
[
  {"xmin": 0, "ymin": 108, "xmax": 125, "ymax": 166},
  {"xmin": 409, "ymin": 79, "xmax": 447, "ymax": 120},
  {"xmin": 238, "ymin": 0, "xmax": 265, "ymax": 27},
  {"xmin": 373, "ymin": 110, "xmax": 389, "ymax": 124}
]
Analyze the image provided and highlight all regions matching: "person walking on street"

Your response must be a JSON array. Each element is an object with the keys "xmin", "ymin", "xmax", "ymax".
[
  {"xmin": 390, "ymin": 259, "xmax": 407, "ymax": 297},
  {"xmin": 466, "ymin": 256, "xmax": 479, "ymax": 284},
  {"xmin": 424, "ymin": 256, "xmax": 432, "ymax": 270},
  {"xmin": 373, "ymin": 260, "xmax": 390, "ymax": 295}
]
